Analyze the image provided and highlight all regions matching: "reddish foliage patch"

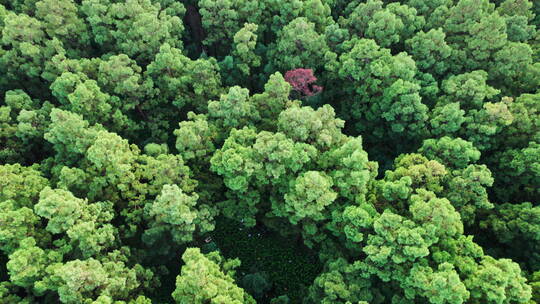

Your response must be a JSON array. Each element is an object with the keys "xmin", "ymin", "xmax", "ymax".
[{"xmin": 284, "ymin": 68, "xmax": 323, "ymax": 97}]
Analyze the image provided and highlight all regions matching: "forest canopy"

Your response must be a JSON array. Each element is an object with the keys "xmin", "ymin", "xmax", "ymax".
[{"xmin": 0, "ymin": 0, "xmax": 540, "ymax": 303}]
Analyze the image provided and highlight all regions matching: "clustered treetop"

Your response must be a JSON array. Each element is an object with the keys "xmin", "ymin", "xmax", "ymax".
[{"xmin": 0, "ymin": 0, "xmax": 539, "ymax": 303}]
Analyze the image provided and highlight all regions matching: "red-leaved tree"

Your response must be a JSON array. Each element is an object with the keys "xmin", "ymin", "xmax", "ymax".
[{"xmin": 284, "ymin": 68, "xmax": 323, "ymax": 97}]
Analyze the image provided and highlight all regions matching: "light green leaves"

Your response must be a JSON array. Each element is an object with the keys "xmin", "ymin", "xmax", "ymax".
[
  {"xmin": 144, "ymin": 184, "xmax": 215, "ymax": 245},
  {"xmin": 465, "ymin": 257, "xmax": 532, "ymax": 304},
  {"xmin": 81, "ymin": 0, "xmax": 184, "ymax": 63},
  {"xmin": 35, "ymin": 187, "xmax": 83, "ymax": 234},
  {"xmin": 277, "ymin": 104, "xmax": 345, "ymax": 150},
  {"xmin": 419, "ymin": 137, "xmax": 481, "ymax": 169},
  {"xmin": 172, "ymin": 248, "xmax": 254, "ymax": 304},
  {"xmin": 284, "ymin": 171, "xmax": 337, "ymax": 224}
]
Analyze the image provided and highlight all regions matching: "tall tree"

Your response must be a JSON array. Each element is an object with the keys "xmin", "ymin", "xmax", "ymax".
[{"xmin": 172, "ymin": 248, "xmax": 255, "ymax": 303}]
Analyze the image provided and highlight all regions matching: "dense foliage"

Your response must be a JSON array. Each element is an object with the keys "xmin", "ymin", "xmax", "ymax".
[{"xmin": 0, "ymin": 0, "xmax": 539, "ymax": 303}]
